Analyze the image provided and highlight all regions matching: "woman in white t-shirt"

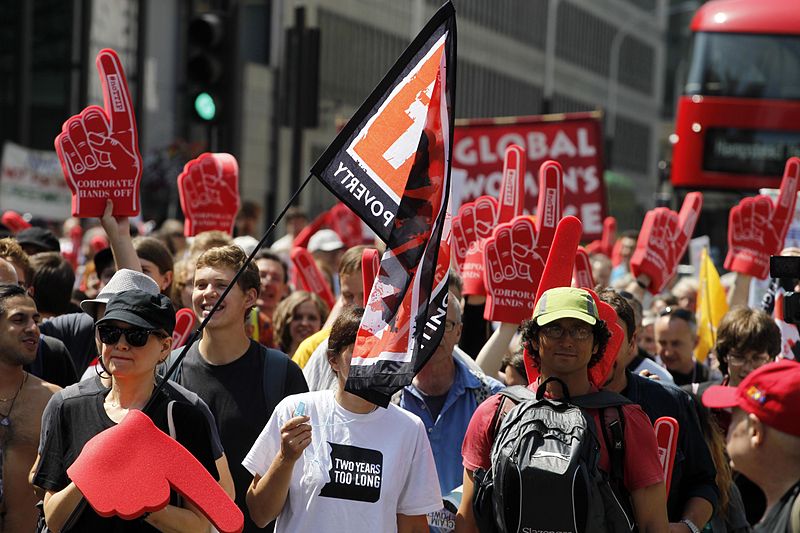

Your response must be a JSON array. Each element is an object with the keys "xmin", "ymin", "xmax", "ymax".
[{"xmin": 243, "ymin": 307, "xmax": 441, "ymax": 532}]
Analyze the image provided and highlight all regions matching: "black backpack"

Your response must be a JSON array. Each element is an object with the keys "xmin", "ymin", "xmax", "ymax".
[{"xmin": 473, "ymin": 378, "xmax": 636, "ymax": 533}]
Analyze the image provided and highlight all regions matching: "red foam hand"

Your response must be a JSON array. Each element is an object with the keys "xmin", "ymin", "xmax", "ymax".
[
  {"xmin": 361, "ymin": 248, "xmax": 380, "ymax": 306},
  {"xmin": 328, "ymin": 203, "xmax": 364, "ymax": 249},
  {"xmin": 482, "ymin": 162, "xmax": 568, "ymax": 323},
  {"xmin": 573, "ymin": 246, "xmax": 595, "ymax": 289},
  {"xmin": 290, "ymin": 247, "xmax": 336, "ymax": 309},
  {"xmin": 453, "ymin": 145, "xmax": 526, "ymax": 294},
  {"xmin": 172, "ymin": 308, "xmax": 197, "ymax": 349},
  {"xmin": 292, "ymin": 210, "xmax": 330, "ymax": 249},
  {"xmin": 1, "ymin": 211, "xmax": 31, "ymax": 233},
  {"xmin": 586, "ymin": 289, "xmax": 623, "ymax": 388},
  {"xmin": 630, "ymin": 192, "xmax": 703, "ymax": 294},
  {"xmin": 178, "ymin": 153, "xmax": 240, "ymax": 237},
  {"xmin": 725, "ymin": 157, "xmax": 800, "ymax": 279},
  {"xmin": 654, "ymin": 416, "xmax": 679, "ymax": 494},
  {"xmin": 534, "ymin": 215, "xmax": 583, "ymax": 303},
  {"xmin": 67, "ymin": 410, "xmax": 243, "ymax": 533},
  {"xmin": 56, "ymin": 49, "xmax": 142, "ymax": 218},
  {"xmin": 585, "ymin": 217, "xmax": 616, "ymax": 258}
]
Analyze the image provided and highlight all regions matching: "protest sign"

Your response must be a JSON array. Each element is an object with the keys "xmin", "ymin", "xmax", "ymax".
[
  {"xmin": 178, "ymin": 153, "xmax": 240, "ymax": 236},
  {"xmin": 0, "ymin": 142, "xmax": 72, "ymax": 220},
  {"xmin": 452, "ymin": 111, "xmax": 606, "ymax": 239},
  {"xmin": 55, "ymin": 49, "xmax": 142, "ymax": 217}
]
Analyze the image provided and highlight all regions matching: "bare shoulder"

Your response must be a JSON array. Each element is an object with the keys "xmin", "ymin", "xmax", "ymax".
[{"xmin": 25, "ymin": 373, "xmax": 60, "ymax": 407}]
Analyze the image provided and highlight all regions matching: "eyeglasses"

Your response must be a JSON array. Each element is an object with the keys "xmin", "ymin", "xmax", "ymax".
[
  {"xmin": 541, "ymin": 324, "xmax": 593, "ymax": 340},
  {"xmin": 659, "ymin": 306, "xmax": 696, "ymax": 324},
  {"xmin": 727, "ymin": 352, "xmax": 772, "ymax": 368},
  {"xmin": 444, "ymin": 320, "xmax": 460, "ymax": 332},
  {"xmin": 97, "ymin": 325, "xmax": 159, "ymax": 347}
]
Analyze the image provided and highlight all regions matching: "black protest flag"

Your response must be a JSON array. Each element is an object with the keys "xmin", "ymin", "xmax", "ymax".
[{"xmin": 310, "ymin": 2, "xmax": 456, "ymax": 406}]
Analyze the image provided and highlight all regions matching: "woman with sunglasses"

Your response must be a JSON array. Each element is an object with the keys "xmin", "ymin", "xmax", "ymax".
[{"xmin": 32, "ymin": 289, "xmax": 230, "ymax": 532}]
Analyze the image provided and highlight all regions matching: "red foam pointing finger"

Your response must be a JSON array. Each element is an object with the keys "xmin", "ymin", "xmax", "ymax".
[
  {"xmin": 361, "ymin": 248, "xmax": 380, "ymax": 306},
  {"xmin": 497, "ymin": 145, "xmax": 526, "ymax": 224},
  {"xmin": 291, "ymin": 247, "xmax": 336, "ymax": 309},
  {"xmin": 68, "ymin": 410, "xmax": 243, "ymax": 533}
]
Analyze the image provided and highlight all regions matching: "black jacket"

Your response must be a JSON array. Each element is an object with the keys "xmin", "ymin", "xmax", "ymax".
[{"xmin": 622, "ymin": 370, "xmax": 719, "ymax": 522}]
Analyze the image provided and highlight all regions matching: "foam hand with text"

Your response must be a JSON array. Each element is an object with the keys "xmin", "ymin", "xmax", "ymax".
[
  {"xmin": 178, "ymin": 153, "xmax": 240, "ymax": 237},
  {"xmin": 290, "ymin": 247, "xmax": 336, "ymax": 310},
  {"xmin": 56, "ymin": 49, "xmax": 142, "ymax": 218},
  {"xmin": 67, "ymin": 410, "xmax": 243, "ymax": 533},
  {"xmin": 573, "ymin": 246, "xmax": 595, "ymax": 289},
  {"xmin": 453, "ymin": 145, "xmax": 526, "ymax": 295},
  {"xmin": 482, "ymin": 161, "xmax": 565, "ymax": 323},
  {"xmin": 724, "ymin": 157, "xmax": 800, "ymax": 279},
  {"xmin": 584, "ymin": 216, "xmax": 616, "ymax": 258},
  {"xmin": 629, "ymin": 192, "xmax": 703, "ymax": 294}
]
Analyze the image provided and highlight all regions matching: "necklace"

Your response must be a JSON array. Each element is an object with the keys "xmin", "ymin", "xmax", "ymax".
[{"xmin": 0, "ymin": 371, "xmax": 28, "ymax": 427}]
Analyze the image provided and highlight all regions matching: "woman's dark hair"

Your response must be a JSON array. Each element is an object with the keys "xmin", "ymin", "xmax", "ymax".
[
  {"xmin": 327, "ymin": 306, "xmax": 364, "ymax": 365},
  {"xmin": 501, "ymin": 349, "xmax": 528, "ymax": 384},
  {"xmin": 519, "ymin": 317, "xmax": 611, "ymax": 370}
]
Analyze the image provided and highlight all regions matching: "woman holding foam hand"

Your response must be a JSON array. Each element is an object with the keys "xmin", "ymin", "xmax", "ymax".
[
  {"xmin": 32, "ymin": 290, "xmax": 231, "ymax": 532},
  {"xmin": 244, "ymin": 306, "xmax": 442, "ymax": 533}
]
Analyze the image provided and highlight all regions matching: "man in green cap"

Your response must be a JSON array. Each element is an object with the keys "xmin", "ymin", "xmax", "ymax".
[{"xmin": 456, "ymin": 286, "xmax": 670, "ymax": 533}]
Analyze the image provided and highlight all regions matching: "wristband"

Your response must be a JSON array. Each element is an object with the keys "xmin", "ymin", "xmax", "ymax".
[{"xmin": 680, "ymin": 518, "xmax": 701, "ymax": 533}]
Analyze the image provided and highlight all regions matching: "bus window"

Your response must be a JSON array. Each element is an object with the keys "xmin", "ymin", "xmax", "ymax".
[{"xmin": 685, "ymin": 32, "xmax": 800, "ymax": 100}]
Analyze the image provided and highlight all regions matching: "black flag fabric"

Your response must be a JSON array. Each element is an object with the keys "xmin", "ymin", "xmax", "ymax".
[{"xmin": 310, "ymin": 2, "xmax": 456, "ymax": 406}]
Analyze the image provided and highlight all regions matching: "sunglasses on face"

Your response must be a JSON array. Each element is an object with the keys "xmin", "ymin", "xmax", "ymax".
[{"xmin": 97, "ymin": 325, "xmax": 159, "ymax": 347}]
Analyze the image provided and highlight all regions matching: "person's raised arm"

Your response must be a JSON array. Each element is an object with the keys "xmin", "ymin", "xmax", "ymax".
[
  {"xmin": 245, "ymin": 415, "xmax": 311, "ymax": 527},
  {"xmin": 475, "ymin": 322, "xmax": 518, "ymax": 377},
  {"xmin": 100, "ymin": 198, "xmax": 141, "ymax": 272}
]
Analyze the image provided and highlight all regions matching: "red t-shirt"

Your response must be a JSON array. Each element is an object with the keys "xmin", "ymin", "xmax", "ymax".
[{"xmin": 461, "ymin": 384, "xmax": 664, "ymax": 492}]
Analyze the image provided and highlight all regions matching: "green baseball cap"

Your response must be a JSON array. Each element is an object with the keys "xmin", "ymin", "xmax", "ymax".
[{"xmin": 532, "ymin": 287, "xmax": 598, "ymax": 326}]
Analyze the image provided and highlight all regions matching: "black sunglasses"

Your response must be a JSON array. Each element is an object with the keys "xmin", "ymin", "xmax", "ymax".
[
  {"xmin": 659, "ymin": 306, "xmax": 696, "ymax": 323},
  {"xmin": 97, "ymin": 325, "xmax": 159, "ymax": 347}
]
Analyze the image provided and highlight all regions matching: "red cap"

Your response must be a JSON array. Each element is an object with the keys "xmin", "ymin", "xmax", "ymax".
[{"xmin": 703, "ymin": 360, "xmax": 800, "ymax": 437}]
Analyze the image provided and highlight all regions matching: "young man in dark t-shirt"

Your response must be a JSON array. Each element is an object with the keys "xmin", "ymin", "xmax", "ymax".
[
  {"xmin": 180, "ymin": 245, "xmax": 307, "ymax": 532},
  {"xmin": 703, "ymin": 360, "xmax": 800, "ymax": 533}
]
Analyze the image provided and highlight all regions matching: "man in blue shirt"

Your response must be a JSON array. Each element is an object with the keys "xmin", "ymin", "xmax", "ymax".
[{"xmin": 395, "ymin": 295, "xmax": 503, "ymax": 494}]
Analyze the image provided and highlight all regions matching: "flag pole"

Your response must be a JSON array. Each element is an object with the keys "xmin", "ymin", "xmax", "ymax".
[{"xmin": 145, "ymin": 172, "xmax": 315, "ymax": 410}]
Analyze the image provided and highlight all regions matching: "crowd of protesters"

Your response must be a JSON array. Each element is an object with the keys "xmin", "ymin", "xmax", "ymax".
[{"xmin": 0, "ymin": 197, "xmax": 798, "ymax": 533}]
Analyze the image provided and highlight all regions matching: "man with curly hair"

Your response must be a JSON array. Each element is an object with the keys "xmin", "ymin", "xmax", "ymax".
[{"xmin": 457, "ymin": 287, "xmax": 669, "ymax": 532}]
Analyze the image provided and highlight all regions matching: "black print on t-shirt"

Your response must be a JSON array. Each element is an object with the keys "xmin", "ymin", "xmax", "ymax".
[{"xmin": 319, "ymin": 442, "xmax": 383, "ymax": 503}]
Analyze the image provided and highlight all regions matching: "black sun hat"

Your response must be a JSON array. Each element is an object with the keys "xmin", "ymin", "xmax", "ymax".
[{"xmin": 96, "ymin": 289, "xmax": 176, "ymax": 335}]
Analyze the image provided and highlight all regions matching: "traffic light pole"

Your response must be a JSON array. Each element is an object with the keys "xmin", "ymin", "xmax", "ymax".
[{"xmin": 289, "ymin": 6, "xmax": 306, "ymax": 205}]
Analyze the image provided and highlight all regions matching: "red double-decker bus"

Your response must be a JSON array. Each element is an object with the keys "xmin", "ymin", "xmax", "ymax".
[{"xmin": 671, "ymin": 0, "xmax": 800, "ymax": 191}]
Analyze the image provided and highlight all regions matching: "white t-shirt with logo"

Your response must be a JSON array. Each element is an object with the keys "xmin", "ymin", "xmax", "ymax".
[{"xmin": 242, "ymin": 390, "xmax": 442, "ymax": 532}]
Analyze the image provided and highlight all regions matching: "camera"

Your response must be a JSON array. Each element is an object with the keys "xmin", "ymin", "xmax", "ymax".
[{"xmin": 770, "ymin": 256, "xmax": 800, "ymax": 325}]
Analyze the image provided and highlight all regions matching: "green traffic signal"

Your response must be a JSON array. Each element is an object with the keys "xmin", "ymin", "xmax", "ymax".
[{"xmin": 194, "ymin": 92, "xmax": 217, "ymax": 121}]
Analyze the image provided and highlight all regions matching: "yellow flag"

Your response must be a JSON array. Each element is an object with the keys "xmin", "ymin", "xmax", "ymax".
[{"xmin": 694, "ymin": 248, "xmax": 728, "ymax": 362}]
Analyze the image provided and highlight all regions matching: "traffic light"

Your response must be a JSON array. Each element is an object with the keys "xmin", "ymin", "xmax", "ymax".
[{"xmin": 187, "ymin": 12, "xmax": 228, "ymax": 122}]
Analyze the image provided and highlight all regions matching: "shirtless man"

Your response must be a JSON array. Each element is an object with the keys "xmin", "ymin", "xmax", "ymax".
[{"xmin": 0, "ymin": 283, "xmax": 58, "ymax": 532}]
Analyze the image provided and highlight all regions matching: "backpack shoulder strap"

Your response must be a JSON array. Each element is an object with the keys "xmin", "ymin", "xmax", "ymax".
[
  {"xmin": 262, "ymin": 347, "xmax": 289, "ymax": 414},
  {"xmin": 571, "ymin": 390, "xmax": 632, "ymax": 409},
  {"xmin": 489, "ymin": 386, "xmax": 536, "ymax": 439},
  {"xmin": 498, "ymin": 385, "xmax": 536, "ymax": 403}
]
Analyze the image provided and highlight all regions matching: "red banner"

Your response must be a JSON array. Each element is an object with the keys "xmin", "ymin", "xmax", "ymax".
[{"xmin": 452, "ymin": 112, "xmax": 606, "ymax": 240}]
